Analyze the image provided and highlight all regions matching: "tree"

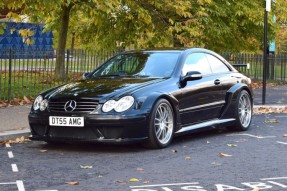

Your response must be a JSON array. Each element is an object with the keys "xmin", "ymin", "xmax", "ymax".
[
  {"xmin": 79, "ymin": 0, "xmax": 287, "ymax": 53},
  {"xmin": 273, "ymin": 0, "xmax": 287, "ymax": 53},
  {"xmin": 1, "ymin": 0, "xmax": 121, "ymax": 81},
  {"xmin": 1, "ymin": 0, "xmax": 287, "ymax": 77}
]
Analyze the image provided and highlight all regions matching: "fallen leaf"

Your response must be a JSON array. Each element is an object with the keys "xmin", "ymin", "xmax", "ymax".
[
  {"xmin": 136, "ymin": 168, "xmax": 144, "ymax": 172},
  {"xmin": 143, "ymin": 180, "xmax": 150, "ymax": 184},
  {"xmin": 254, "ymin": 106, "xmax": 287, "ymax": 114},
  {"xmin": 171, "ymin": 149, "xmax": 178, "ymax": 153},
  {"xmin": 0, "ymin": 103, "xmax": 7, "ymax": 107},
  {"xmin": 40, "ymin": 150, "xmax": 47, "ymax": 152},
  {"xmin": 219, "ymin": 153, "xmax": 232, "ymax": 157},
  {"xmin": 207, "ymin": 141, "xmax": 210, "ymax": 144},
  {"xmin": 12, "ymin": 98, "xmax": 21, "ymax": 105},
  {"xmin": 1, "ymin": 136, "xmax": 31, "ymax": 144},
  {"xmin": 116, "ymin": 180, "xmax": 126, "ymax": 184},
  {"xmin": 65, "ymin": 181, "xmax": 79, "ymax": 185},
  {"xmin": 80, "ymin": 165, "xmax": 93, "ymax": 169},
  {"xmin": 265, "ymin": 119, "xmax": 279, "ymax": 123},
  {"xmin": 23, "ymin": 96, "xmax": 32, "ymax": 104},
  {"xmin": 252, "ymin": 187, "xmax": 260, "ymax": 191},
  {"xmin": 227, "ymin": 144, "xmax": 237, "ymax": 147},
  {"xmin": 185, "ymin": 156, "xmax": 191, "ymax": 160},
  {"xmin": 129, "ymin": 178, "xmax": 139, "ymax": 182},
  {"xmin": 283, "ymin": 134, "xmax": 287, "ymax": 137}
]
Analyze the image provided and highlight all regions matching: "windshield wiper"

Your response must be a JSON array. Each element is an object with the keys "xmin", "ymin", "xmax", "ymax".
[
  {"xmin": 133, "ymin": 74, "xmax": 150, "ymax": 78},
  {"xmin": 99, "ymin": 71, "xmax": 129, "ymax": 77}
]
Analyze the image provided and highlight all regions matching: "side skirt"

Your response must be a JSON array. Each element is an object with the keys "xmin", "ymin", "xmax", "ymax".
[{"xmin": 175, "ymin": 118, "xmax": 235, "ymax": 134}]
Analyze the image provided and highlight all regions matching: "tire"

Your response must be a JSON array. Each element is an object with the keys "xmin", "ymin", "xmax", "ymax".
[
  {"xmin": 144, "ymin": 99, "xmax": 175, "ymax": 149},
  {"xmin": 228, "ymin": 90, "xmax": 252, "ymax": 131}
]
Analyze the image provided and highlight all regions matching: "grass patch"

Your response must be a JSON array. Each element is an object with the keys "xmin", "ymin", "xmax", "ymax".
[{"xmin": 0, "ymin": 70, "xmax": 82, "ymax": 101}]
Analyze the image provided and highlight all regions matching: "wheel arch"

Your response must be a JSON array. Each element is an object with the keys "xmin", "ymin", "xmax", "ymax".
[
  {"xmin": 141, "ymin": 92, "xmax": 181, "ymax": 131},
  {"xmin": 220, "ymin": 83, "xmax": 253, "ymax": 119}
]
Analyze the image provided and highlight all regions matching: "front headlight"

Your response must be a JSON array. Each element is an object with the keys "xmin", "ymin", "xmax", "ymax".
[
  {"xmin": 40, "ymin": 99, "xmax": 48, "ymax": 111},
  {"xmin": 114, "ymin": 96, "xmax": 134, "ymax": 112},
  {"xmin": 102, "ymin": 100, "xmax": 117, "ymax": 112},
  {"xmin": 102, "ymin": 96, "xmax": 134, "ymax": 113},
  {"xmin": 33, "ymin": 95, "xmax": 43, "ymax": 110}
]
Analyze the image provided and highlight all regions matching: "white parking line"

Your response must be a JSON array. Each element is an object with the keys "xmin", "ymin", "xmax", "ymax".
[
  {"xmin": 5, "ymin": 143, "xmax": 11, "ymax": 148},
  {"xmin": 0, "ymin": 182, "xmax": 16, "ymax": 185},
  {"xmin": 0, "ymin": 181, "xmax": 25, "ymax": 191},
  {"xmin": 8, "ymin": 151, "xmax": 14, "ymax": 158},
  {"xmin": 12, "ymin": 164, "xmax": 19, "ymax": 172},
  {"xmin": 261, "ymin": 177, "xmax": 287, "ymax": 180},
  {"xmin": 130, "ymin": 182, "xmax": 199, "ymax": 188},
  {"xmin": 16, "ymin": 180, "xmax": 25, "ymax": 191},
  {"xmin": 277, "ymin": 141, "xmax": 287, "ymax": 145},
  {"xmin": 227, "ymin": 134, "xmax": 276, "ymax": 139}
]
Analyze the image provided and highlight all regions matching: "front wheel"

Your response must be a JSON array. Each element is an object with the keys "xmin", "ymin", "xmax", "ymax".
[
  {"xmin": 228, "ymin": 90, "xmax": 252, "ymax": 131},
  {"xmin": 144, "ymin": 99, "xmax": 175, "ymax": 149}
]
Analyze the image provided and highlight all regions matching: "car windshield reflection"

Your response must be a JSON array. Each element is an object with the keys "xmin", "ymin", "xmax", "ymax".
[{"xmin": 91, "ymin": 52, "xmax": 180, "ymax": 78}]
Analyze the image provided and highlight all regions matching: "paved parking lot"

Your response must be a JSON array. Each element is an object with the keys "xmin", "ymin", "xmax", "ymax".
[{"xmin": 0, "ymin": 113, "xmax": 287, "ymax": 191}]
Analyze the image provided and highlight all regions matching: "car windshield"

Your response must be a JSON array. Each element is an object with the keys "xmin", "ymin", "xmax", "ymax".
[{"xmin": 91, "ymin": 52, "xmax": 180, "ymax": 78}]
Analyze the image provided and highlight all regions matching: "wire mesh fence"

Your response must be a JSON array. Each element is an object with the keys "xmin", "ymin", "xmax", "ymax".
[
  {"xmin": 1, "ymin": 49, "xmax": 287, "ymax": 101},
  {"xmin": 0, "ymin": 48, "xmax": 118, "ymax": 101}
]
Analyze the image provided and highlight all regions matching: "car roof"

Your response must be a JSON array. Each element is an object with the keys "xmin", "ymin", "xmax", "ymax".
[{"xmin": 122, "ymin": 47, "xmax": 218, "ymax": 54}]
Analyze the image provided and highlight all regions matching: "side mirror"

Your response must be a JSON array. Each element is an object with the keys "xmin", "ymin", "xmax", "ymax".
[
  {"xmin": 82, "ymin": 72, "xmax": 90, "ymax": 80},
  {"xmin": 182, "ymin": 71, "xmax": 202, "ymax": 82}
]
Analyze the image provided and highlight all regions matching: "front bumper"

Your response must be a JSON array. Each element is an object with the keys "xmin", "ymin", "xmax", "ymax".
[{"xmin": 28, "ymin": 112, "xmax": 149, "ymax": 143}]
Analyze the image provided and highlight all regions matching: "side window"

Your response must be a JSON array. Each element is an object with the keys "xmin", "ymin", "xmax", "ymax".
[
  {"xmin": 182, "ymin": 53, "xmax": 212, "ymax": 75},
  {"xmin": 206, "ymin": 54, "xmax": 230, "ymax": 74}
]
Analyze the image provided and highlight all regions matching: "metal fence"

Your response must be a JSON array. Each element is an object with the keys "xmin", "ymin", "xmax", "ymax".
[
  {"xmin": 0, "ymin": 48, "xmax": 118, "ymax": 101},
  {"xmin": 223, "ymin": 53, "xmax": 287, "ymax": 81},
  {"xmin": 1, "ymin": 49, "xmax": 287, "ymax": 101}
]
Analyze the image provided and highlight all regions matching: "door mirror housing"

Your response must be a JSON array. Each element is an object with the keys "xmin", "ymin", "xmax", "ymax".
[
  {"xmin": 179, "ymin": 71, "xmax": 202, "ymax": 88},
  {"xmin": 182, "ymin": 71, "xmax": 202, "ymax": 82}
]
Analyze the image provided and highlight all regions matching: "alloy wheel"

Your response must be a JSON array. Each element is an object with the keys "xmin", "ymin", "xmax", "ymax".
[{"xmin": 154, "ymin": 102, "xmax": 174, "ymax": 145}]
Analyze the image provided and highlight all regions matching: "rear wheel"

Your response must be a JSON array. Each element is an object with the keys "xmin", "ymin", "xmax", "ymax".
[
  {"xmin": 144, "ymin": 99, "xmax": 174, "ymax": 149},
  {"xmin": 228, "ymin": 90, "xmax": 252, "ymax": 131}
]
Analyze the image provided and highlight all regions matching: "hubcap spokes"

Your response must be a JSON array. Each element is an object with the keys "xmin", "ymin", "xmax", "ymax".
[
  {"xmin": 238, "ymin": 93, "xmax": 252, "ymax": 128},
  {"xmin": 154, "ymin": 103, "xmax": 173, "ymax": 144}
]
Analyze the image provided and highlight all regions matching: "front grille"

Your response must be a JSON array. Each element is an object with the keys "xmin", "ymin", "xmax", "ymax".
[{"xmin": 48, "ymin": 99, "xmax": 99, "ymax": 113}]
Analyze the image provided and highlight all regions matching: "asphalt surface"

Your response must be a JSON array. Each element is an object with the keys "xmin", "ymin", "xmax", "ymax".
[
  {"xmin": 0, "ymin": 85, "xmax": 287, "ymax": 141},
  {"xmin": 253, "ymin": 85, "xmax": 287, "ymax": 105},
  {"xmin": 0, "ymin": 113, "xmax": 286, "ymax": 191}
]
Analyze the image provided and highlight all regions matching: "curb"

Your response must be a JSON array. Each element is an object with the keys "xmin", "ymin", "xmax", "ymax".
[
  {"xmin": 0, "ymin": 129, "xmax": 30, "ymax": 142},
  {"xmin": 254, "ymin": 105, "xmax": 287, "ymax": 108}
]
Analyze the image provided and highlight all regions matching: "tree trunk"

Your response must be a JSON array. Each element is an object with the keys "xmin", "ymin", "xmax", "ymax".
[{"xmin": 55, "ymin": 4, "xmax": 72, "ymax": 81}]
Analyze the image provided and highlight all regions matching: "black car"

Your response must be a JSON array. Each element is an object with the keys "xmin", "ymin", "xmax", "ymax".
[{"xmin": 29, "ymin": 48, "xmax": 253, "ymax": 148}]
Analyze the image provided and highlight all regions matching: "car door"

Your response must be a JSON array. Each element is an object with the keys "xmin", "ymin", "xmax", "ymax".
[
  {"xmin": 205, "ymin": 54, "xmax": 237, "ymax": 106},
  {"xmin": 179, "ymin": 53, "xmax": 224, "ymax": 126}
]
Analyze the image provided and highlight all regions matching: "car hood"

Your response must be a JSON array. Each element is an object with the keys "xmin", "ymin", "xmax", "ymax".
[{"xmin": 45, "ymin": 78, "xmax": 164, "ymax": 101}]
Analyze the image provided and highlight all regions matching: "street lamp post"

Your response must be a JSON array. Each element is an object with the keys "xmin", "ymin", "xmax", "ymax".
[{"xmin": 262, "ymin": 0, "xmax": 271, "ymax": 105}]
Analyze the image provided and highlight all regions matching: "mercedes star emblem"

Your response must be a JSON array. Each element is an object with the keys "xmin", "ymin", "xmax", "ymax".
[{"xmin": 64, "ymin": 100, "xmax": 77, "ymax": 112}]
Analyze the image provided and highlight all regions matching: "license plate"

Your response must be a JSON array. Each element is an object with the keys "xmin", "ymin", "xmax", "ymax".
[{"xmin": 49, "ymin": 116, "xmax": 84, "ymax": 127}]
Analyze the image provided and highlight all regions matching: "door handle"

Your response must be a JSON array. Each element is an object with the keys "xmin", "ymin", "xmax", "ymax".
[{"xmin": 214, "ymin": 79, "xmax": 221, "ymax": 85}]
